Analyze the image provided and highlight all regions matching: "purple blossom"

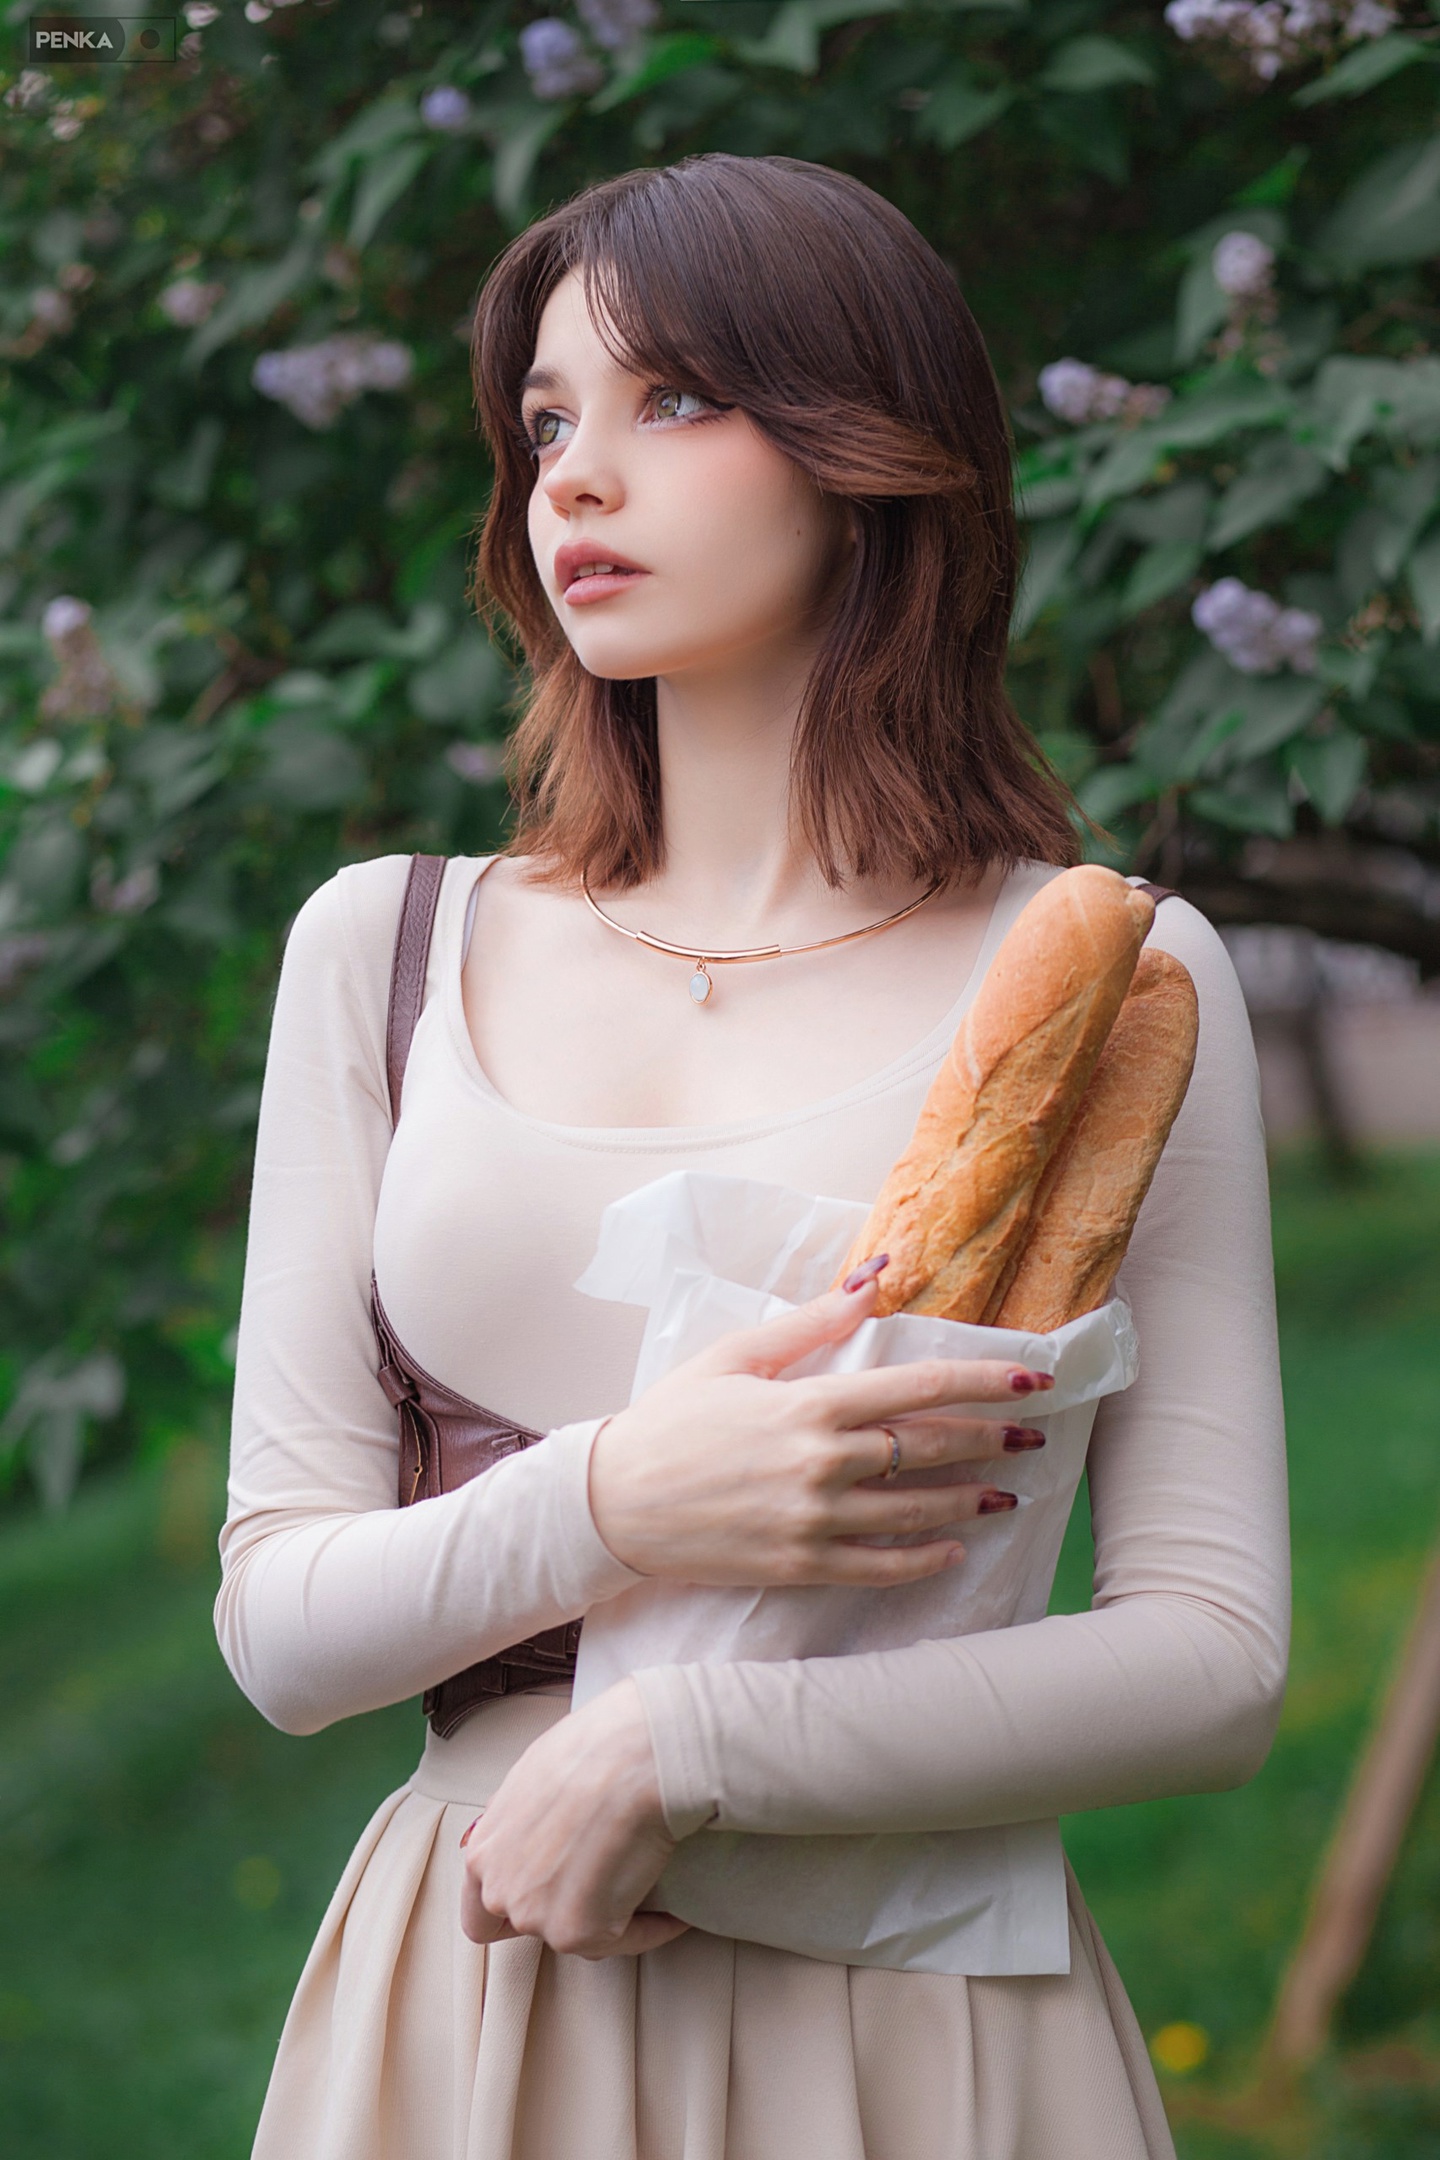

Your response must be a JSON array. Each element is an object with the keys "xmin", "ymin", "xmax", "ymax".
[
  {"xmin": 1212, "ymin": 231, "xmax": 1275, "ymax": 300},
  {"xmin": 252, "ymin": 334, "xmax": 415, "ymax": 429},
  {"xmin": 520, "ymin": 18, "xmax": 604, "ymax": 99},
  {"xmin": 1038, "ymin": 357, "xmax": 1172, "ymax": 428},
  {"xmin": 1164, "ymin": 0, "xmax": 1395, "ymax": 78},
  {"xmin": 158, "ymin": 276, "xmax": 225, "ymax": 327},
  {"xmin": 575, "ymin": 0, "xmax": 659, "ymax": 52},
  {"xmin": 1192, "ymin": 578, "xmax": 1322, "ymax": 675},
  {"xmin": 445, "ymin": 741, "xmax": 507, "ymax": 784},
  {"xmin": 420, "ymin": 85, "xmax": 472, "ymax": 131}
]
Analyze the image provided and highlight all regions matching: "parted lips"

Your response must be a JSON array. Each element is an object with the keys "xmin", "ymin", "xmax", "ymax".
[{"xmin": 834, "ymin": 865, "xmax": 1186, "ymax": 1327}]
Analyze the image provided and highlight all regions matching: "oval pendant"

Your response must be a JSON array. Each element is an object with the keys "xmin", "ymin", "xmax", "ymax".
[{"xmin": 688, "ymin": 964, "xmax": 713, "ymax": 1006}]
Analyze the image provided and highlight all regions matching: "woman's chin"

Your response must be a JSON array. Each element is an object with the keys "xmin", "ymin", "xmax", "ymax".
[{"xmin": 566, "ymin": 637, "xmax": 686, "ymax": 682}]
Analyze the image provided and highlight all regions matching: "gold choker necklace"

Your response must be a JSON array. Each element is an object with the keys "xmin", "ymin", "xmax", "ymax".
[{"xmin": 580, "ymin": 872, "xmax": 945, "ymax": 1007}]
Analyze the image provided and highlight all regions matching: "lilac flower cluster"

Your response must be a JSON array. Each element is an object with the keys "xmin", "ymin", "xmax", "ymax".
[
  {"xmin": 1212, "ymin": 231, "xmax": 1275, "ymax": 300},
  {"xmin": 252, "ymin": 334, "xmax": 414, "ymax": 429},
  {"xmin": 519, "ymin": 19, "xmax": 605, "ymax": 98},
  {"xmin": 420, "ymin": 85, "xmax": 472, "ymax": 131},
  {"xmin": 1192, "ymin": 579, "xmax": 1323, "ymax": 674},
  {"xmin": 1037, "ymin": 358, "xmax": 1173, "ymax": 427},
  {"xmin": 1164, "ymin": 0, "xmax": 1396, "ymax": 81},
  {"xmin": 158, "ymin": 276, "xmax": 226, "ymax": 327},
  {"xmin": 576, "ymin": 0, "xmax": 659, "ymax": 50},
  {"xmin": 40, "ymin": 596, "xmax": 121, "ymax": 722},
  {"xmin": 4, "ymin": 69, "xmax": 52, "ymax": 111}
]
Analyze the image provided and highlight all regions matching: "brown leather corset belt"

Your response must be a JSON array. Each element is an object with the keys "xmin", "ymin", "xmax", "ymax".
[{"xmin": 376, "ymin": 854, "xmax": 580, "ymax": 1739}]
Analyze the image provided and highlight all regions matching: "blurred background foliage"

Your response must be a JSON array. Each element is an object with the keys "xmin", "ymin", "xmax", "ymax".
[
  {"xmin": 0, "ymin": 0, "xmax": 1437, "ymax": 1504},
  {"xmin": 1, "ymin": 1, "xmax": 1440, "ymax": 2153}
]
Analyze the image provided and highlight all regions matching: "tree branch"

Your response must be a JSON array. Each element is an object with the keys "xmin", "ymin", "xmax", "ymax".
[{"xmin": 1179, "ymin": 873, "xmax": 1440, "ymax": 978}]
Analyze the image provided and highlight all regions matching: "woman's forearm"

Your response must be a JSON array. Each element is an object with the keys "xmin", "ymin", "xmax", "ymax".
[
  {"xmin": 216, "ymin": 1415, "xmax": 640, "ymax": 1734},
  {"xmin": 632, "ymin": 1589, "xmax": 1285, "ymax": 1840}
]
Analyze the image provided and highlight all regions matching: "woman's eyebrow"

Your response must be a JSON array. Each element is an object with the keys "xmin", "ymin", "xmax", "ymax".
[{"xmin": 519, "ymin": 365, "xmax": 566, "ymax": 396}]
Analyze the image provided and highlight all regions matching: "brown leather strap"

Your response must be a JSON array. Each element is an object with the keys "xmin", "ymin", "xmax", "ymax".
[
  {"xmin": 386, "ymin": 854, "xmax": 446, "ymax": 1124},
  {"xmin": 1135, "ymin": 880, "xmax": 1179, "ymax": 904}
]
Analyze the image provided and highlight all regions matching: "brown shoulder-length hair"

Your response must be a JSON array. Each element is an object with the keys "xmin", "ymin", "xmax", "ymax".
[{"xmin": 470, "ymin": 152, "xmax": 1079, "ymax": 891}]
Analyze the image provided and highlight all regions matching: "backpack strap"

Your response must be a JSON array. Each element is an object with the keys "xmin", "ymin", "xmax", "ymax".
[
  {"xmin": 385, "ymin": 854, "xmax": 446, "ymax": 1125},
  {"xmin": 1134, "ymin": 880, "xmax": 1179, "ymax": 905}
]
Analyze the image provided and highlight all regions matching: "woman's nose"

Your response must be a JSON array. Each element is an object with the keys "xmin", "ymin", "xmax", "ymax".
[{"xmin": 540, "ymin": 423, "xmax": 622, "ymax": 516}]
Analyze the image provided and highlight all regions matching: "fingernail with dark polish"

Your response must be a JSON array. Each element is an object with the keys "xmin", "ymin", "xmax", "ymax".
[
  {"xmin": 979, "ymin": 1490, "xmax": 1019, "ymax": 1514},
  {"xmin": 1002, "ymin": 1426, "xmax": 1047, "ymax": 1452},
  {"xmin": 843, "ymin": 1253, "xmax": 890, "ymax": 1293},
  {"xmin": 1006, "ymin": 1368, "xmax": 1055, "ymax": 1394},
  {"xmin": 460, "ymin": 1815, "xmax": 481, "ymax": 1847}
]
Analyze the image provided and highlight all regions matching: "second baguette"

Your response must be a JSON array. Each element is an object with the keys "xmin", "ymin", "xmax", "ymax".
[
  {"xmin": 987, "ymin": 946, "xmax": 1199, "ymax": 1333},
  {"xmin": 835, "ymin": 865, "xmax": 1155, "ymax": 1321}
]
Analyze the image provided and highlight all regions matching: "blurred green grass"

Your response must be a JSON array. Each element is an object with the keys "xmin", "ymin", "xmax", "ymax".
[{"xmin": 1, "ymin": 1151, "xmax": 1438, "ymax": 2157}]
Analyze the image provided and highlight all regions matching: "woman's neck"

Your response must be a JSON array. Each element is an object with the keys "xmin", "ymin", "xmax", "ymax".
[{"xmin": 643, "ymin": 645, "xmax": 916, "ymax": 945}]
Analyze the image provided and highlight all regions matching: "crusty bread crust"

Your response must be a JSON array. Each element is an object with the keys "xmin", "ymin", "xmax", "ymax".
[
  {"xmin": 834, "ymin": 866, "xmax": 1155, "ymax": 1321},
  {"xmin": 988, "ymin": 947, "xmax": 1199, "ymax": 1333}
]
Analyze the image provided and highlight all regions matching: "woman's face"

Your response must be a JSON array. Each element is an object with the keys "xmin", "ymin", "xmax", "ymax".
[{"xmin": 522, "ymin": 270, "xmax": 853, "ymax": 683}]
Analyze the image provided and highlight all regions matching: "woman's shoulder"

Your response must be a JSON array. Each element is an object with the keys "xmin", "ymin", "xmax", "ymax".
[{"xmin": 284, "ymin": 855, "xmax": 414, "ymax": 984}]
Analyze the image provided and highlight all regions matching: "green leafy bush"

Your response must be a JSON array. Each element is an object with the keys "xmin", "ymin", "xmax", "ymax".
[{"xmin": 0, "ymin": 0, "xmax": 1436, "ymax": 1498}]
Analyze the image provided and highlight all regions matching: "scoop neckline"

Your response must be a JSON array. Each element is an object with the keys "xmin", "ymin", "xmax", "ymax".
[{"xmin": 440, "ymin": 854, "xmax": 1050, "ymax": 1154}]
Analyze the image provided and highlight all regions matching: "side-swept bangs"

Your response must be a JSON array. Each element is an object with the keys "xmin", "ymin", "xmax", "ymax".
[{"xmin": 470, "ymin": 152, "xmax": 1078, "ymax": 890}]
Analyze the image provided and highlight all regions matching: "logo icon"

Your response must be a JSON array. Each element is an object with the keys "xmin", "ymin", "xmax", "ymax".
[{"xmin": 28, "ymin": 17, "xmax": 178, "ymax": 62}]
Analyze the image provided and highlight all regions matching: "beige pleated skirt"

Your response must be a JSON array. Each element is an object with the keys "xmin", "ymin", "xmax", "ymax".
[{"xmin": 252, "ymin": 1696, "xmax": 1176, "ymax": 2160}]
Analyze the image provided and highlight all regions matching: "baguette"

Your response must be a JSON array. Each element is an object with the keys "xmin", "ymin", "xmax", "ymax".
[
  {"xmin": 987, "ymin": 947, "xmax": 1198, "ymax": 1333},
  {"xmin": 834, "ymin": 865, "xmax": 1155, "ymax": 1322}
]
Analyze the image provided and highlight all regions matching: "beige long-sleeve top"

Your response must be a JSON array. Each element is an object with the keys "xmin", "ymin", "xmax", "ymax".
[{"xmin": 217, "ymin": 852, "xmax": 1289, "ymax": 1846}]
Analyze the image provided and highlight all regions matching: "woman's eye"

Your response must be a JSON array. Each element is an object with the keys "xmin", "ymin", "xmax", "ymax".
[
  {"xmin": 525, "ymin": 410, "xmax": 572, "ymax": 452},
  {"xmin": 651, "ymin": 387, "xmax": 708, "ymax": 423}
]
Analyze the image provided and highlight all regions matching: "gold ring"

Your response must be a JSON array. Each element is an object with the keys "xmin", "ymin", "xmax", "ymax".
[{"xmin": 880, "ymin": 1425, "xmax": 901, "ymax": 1480}]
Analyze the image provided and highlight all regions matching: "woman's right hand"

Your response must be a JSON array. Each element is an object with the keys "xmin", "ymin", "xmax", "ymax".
[{"xmin": 586, "ymin": 1258, "xmax": 1055, "ymax": 1588}]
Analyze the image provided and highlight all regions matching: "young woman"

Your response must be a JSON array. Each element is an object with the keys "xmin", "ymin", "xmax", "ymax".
[{"xmin": 218, "ymin": 153, "xmax": 1289, "ymax": 2160}]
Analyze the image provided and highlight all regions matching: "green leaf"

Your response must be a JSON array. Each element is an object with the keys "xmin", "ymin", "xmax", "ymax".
[
  {"xmin": 1306, "ymin": 356, "xmax": 1440, "ymax": 469},
  {"xmin": 1293, "ymin": 33, "xmax": 1431, "ymax": 104},
  {"xmin": 1209, "ymin": 443, "xmax": 1330, "ymax": 550},
  {"xmin": 183, "ymin": 236, "xmax": 320, "ymax": 369},
  {"xmin": 588, "ymin": 32, "xmax": 722, "ymax": 111},
  {"xmin": 1221, "ymin": 675, "xmax": 1329, "ymax": 764},
  {"xmin": 1285, "ymin": 729, "xmax": 1367, "ymax": 823},
  {"xmin": 1011, "ymin": 519, "xmax": 1078, "ymax": 639},
  {"xmin": 914, "ymin": 68, "xmax": 1011, "ymax": 149},
  {"xmin": 1114, "ymin": 480, "xmax": 1211, "ymax": 545},
  {"xmin": 348, "ymin": 139, "xmax": 432, "ymax": 250},
  {"xmin": 1016, "ymin": 471, "xmax": 1084, "ymax": 520},
  {"xmin": 1120, "ymin": 540, "xmax": 1201, "ymax": 618},
  {"xmin": 1314, "ymin": 639, "xmax": 1386, "ymax": 700},
  {"xmin": 1190, "ymin": 770, "xmax": 1294, "ymax": 838},
  {"xmin": 1082, "ymin": 384, "xmax": 1291, "ymax": 510},
  {"xmin": 257, "ymin": 719, "xmax": 368, "ymax": 812},
  {"xmin": 491, "ymin": 105, "xmax": 568, "ymax": 226},
  {"xmin": 1408, "ymin": 529, "xmax": 1440, "ymax": 643},
  {"xmin": 1035, "ymin": 91, "xmax": 1129, "ymax": 184},
  {"xmin": 409, "ymin": 631, "xmax": 509, "ymax": 724},
  {"xmin": 1078, "ymin": 761, "xmax": 1157, "ymax": 824},
  {"xmin": 1233, "ymin": 147, "xmax": 1310, "ymax": 206},
  {"xmin": 734, "ymin": 0, "xmax": 901, "ymax": 75},
  {"xmin": 1174, "ymin": 255, "xmax": 1228, "ymax": 366},
  {"xmin": 1039, "ymin": 35, "xmax": 1155, "ymax": 93},
  {"xmin": 149, "ymin": 418, "xmax": 225, "ymax": 514},
  {"xmin": 1317, "ymin": 136, "xmax": 1440, "ymax": 271},
  {"xmin": 310, "ymin": 95, "xmax": 423, "ymax": 183},
  {"xmin": 1370, "ymin": 457, "xmax": 1440, "ymax": 579}
]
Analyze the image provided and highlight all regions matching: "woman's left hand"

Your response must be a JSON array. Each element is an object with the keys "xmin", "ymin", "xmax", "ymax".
[{"xmin": 459, "ymin": 1679, "xmax": 688, "ymax": 1959}]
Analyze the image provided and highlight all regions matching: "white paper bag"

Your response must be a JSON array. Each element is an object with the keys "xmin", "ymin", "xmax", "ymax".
[{"xmin": 572, "ymin": 1169, "xmax": 1138, "ymax": 1974}]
